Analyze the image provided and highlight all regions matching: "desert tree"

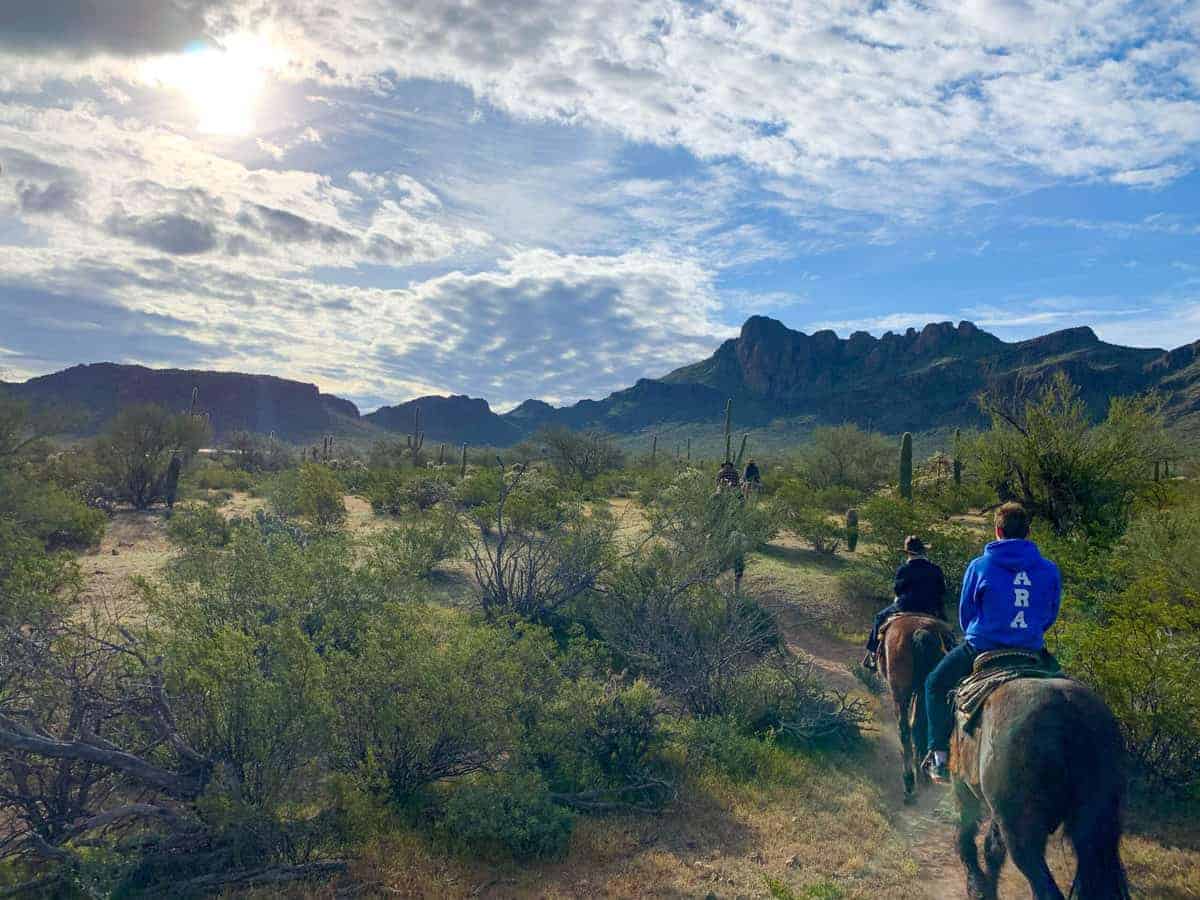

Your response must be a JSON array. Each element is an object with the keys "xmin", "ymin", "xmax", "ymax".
[{"xmin": 95, "ymin": 404, "xmax": 210, "ymax": 509}]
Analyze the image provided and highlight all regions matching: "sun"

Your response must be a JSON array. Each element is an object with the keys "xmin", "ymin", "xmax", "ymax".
[{"xmin": 142, "ymin": 34, "xmax": 280, "ymax": 136}]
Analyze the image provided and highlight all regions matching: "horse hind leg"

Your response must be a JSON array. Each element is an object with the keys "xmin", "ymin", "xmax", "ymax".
[
  {"xmin": 1000, "ymin": 820, "xmax": 1064, "ymax": 900},
  {"xmin": 956, "ymin": 785, "xmax": 994, "ymax": 900},
  {"xmin": 983, "ymin": 819, "xmax": 1007, "ymax": 894},
  {"xmin": 1067, "ymin": 791, "xmax": 1131, "ymax": 900},
  {"xmin": 894, "ymin": 694, "xmax": 916, "ymax": 802}
]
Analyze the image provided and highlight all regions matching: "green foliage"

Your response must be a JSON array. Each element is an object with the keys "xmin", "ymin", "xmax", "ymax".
[
  {"xmin": 365, "ymin": 468, "xmax": 454, "ymax": 514},
  {"xmin": 853, "ymin": 493, "xmax": 981, "ymax": 600},
  {"xmin": 797, "ymin": 424, "xmax": 893, "ymax": 494},
  {"xmin": 0, "ymin": 517, "xmax": 80, "ymax": 623},
  {"xmin": 773, "ymin": 480, "xmax": 843, "ymax": 554},
  {"xmin": 680, "ymin": 715, "xmax": 779, "ymax": 782},
  {"xmin": 184, "ymin": 460, "xmax": 255, "ymax": 493},
  {"xmin": 537, "ymin": 426, "xmax": 625, "ymax": 482},
  {"xmin": 363, "ymin": 506, "xmax": 467, "ymax": 582},
  {"xmin": 95, "ymin": 403, "xmax": 210, "ymax": 509},
  {"xmin": 899, "ymin": 431, "xmax": 913, "ymax": 501},
  {"xmin": 435, "ymin": 770, "xmax": 573, "ymax": 861},
  {"xmin": 166, "ymin": 502, "xmax": 232, "ymax": 550},
  {"xmin": 265, "ymin": 462, "xmax": 347, "ymax": 528},
  {"xmin": 0, "ymin": 469, "xmax": 106, "ymax": 550},
  {"xmin": 977, "ymin": 373, "xmax": 1174, "ymax": 539}
]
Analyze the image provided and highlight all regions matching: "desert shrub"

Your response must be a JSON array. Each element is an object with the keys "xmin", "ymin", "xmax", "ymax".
[
  {"xmin": 167, "ymin": 502, "xmax": 232, "ymax": 550},
  {"xmin": 536, "ymin": 426, "xmax": 625, "ymax": 482},
  {"xmin": 265, "ymin": 463, "xmax": 346, "ymax": 528},
  {"xmin": 796, "ymin": 424, "xmax": 893, "ymax": 493},
  {"xmin": 453, "ymin": 466, "xmax": 503, "ymax": 510},
  {"xmin": 592, "ymin": 548, "xmax": 778, "ymax": 714},
  {"xmin": 976, "ymin": 373, "xmax": 1174, "ymax": 539},
  {"xmin": 646, "ymin": 468, "xmax": 776, "ymax": 581},
  {"xmin": 680, "ymin": 715, "xmax": 779, "ymax": 782},
  {"xmin": 1054, "ymin": 505, "xmax": 1200, "ymax": 794},
  {"xmin": 469, "ymin": 467, "xmax": 613, "ymax": 622},
  {"xmin": 812, "ymin": 485, "xmax": 862, "ymax": 514},
  {"xmin": 366, "ymin": 468, "xmax": 453, "ymax": 514},
  {"xmin": 0, "ymin": 517, "xmax": 80, "ymax": 623},
  {"xmin": 95, "ymin": 403, "xmax": 210, "ymax": 509},
  {"xmin": 773, "ymin": 481, "xmax": 842, "ymax": 554},
  {"xmin": 0, "ymin": 469, "xmax": 106, "ymax": 550},
  {"xmin": 225, "ymin": 430, "xmax": 294, "ymax": 472},
  {"xmin": 435, "ymin": 770, "xmax": 573, "ymax": 861},
  {"xmin": 527, "ymin": 678, "xmax": 673, "ymax": 811},
  {"xmin": 185, "ymin": 460, "xmax": 255, "ymax": 493},
  {"xmin": 723, "ymin": 654, "xmax": 869, "ymax": 749},
  {"xmin": 364, "ymin": 506, "xmax": 468, "ymax": 582},
  {"xmin": 330, "ymin": 606, "xmax": 559, "ymax": 803}
]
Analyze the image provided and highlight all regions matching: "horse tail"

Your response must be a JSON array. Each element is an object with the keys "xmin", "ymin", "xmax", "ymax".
[
  {"xmin": 909, "ymin": 628, "xmax": 944, "ymax": 757},
  {"xmin": 1068, "ymin": 742, "xmax": 1132, "ymax": 899}
]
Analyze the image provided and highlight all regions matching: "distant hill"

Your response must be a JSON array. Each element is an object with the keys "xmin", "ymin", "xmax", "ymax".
[
  {"xmin": 364, "ymin": 395, "xmax": 525, "ymax": 447},
  {"xmin": 6, "ymin": 318, "xmax": 1199, "ymax": 447},
  {"xmin": 1, "ymin": 363, "xmax": 368, "ymax": 443}
]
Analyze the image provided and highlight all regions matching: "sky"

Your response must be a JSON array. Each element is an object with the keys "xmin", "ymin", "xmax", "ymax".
[{"xmin": 1, "ymin": 1, "xmax": 1199, "ymax": 412}]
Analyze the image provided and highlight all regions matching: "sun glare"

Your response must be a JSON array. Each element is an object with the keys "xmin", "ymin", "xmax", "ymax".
[{"xmin": 142, "ymin": 35, "xmax": 280, "ymax": 136}]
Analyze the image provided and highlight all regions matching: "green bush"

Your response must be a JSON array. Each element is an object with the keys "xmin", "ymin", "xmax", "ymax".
[
  {"xmin": 773, "ymin": 483, "xmax": 843, "ymax": 555},
  {"xmin": 185, "ymin": 461, "xmax": 255, "ymax": 493},
  {"xmin": 366, "ymin": 469, "xmax": 453, "ymax": 514},
  {"xmin": 364, "ymin": 506, "xmax": 468, "ymax": 582},
  {"xmin": 95, "ymin": 403, "xmax": 210, "ymax": 509},
  {"xmin": 680, "ymin": 715, "xmax": 777, "ymax": 782},
  {"xmin": 0, "ymin": 517, "xmax": 81, "ymax": 623},
  {"xmin": 0, "ymin": 470, "xmax": 106, "ymax": 550},
  {"xmin": 436, "ymin": 770, "xmax": 573, "ymax": 861},
  {"xmin": 265, "ymin": 463, "xmax": 346, "ymax": 527},
  {"xmin": 167, "ymin": 502, "xmax": 231, "ymax": 550}
]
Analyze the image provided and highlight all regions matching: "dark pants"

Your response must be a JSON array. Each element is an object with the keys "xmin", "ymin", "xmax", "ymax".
[
  {"xmin": 866, "ymin": 602, "xmax": 902, "ymax": 653},
  {"xmin": 925, "ymin": 641, "xmax": 979, "ymax": 753}
]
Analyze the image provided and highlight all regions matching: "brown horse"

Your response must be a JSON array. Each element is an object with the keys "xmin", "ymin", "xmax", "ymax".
[
  {"xmin": 878, "ymin": 614, "xmax": 954, "ymax": 802},
  {"xmin": 951, "ymin": 677, "xmax": 1131, "ymax": 899}
]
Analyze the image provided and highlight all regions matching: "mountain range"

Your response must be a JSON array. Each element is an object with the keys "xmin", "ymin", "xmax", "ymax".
[{"xmin": 5, "ymin": 317, "xmax": 1199, "ymax": 447}]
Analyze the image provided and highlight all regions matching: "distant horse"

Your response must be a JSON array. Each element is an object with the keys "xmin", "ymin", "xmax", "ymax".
[
  {"xmin": 877, "ymin": 614, "xmax": 954, "ymax": 803},
  {"xmin": 951, "ymin": 677, "xmax": 1131, "ymax": 900}
]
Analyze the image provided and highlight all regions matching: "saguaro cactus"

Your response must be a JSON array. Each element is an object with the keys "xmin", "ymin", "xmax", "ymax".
[
  {"xmin": 899, "ymin": 431, "xmax": 913, "ymax": 501},
  {"xmin": 460, "ymin": 442, "xmax": 469, "ymax": 477},
  {"xmin": 953, "ymin": 428, "xmax": 963, "ymax": 486},
  {"xmin": 651, "ymin": 433, "xmax": 658, "ymax": 464},
  {"xmin": 723, "ymin": 398, "xmax": 733, "ymax": 462},
  {"xmin": 189, "ymin": 386, "xmax": 200, "ymax": 416},
  {"xmin": 438, "ymin": 442, "xmax": 446, "ymax": 466},
  {"xmin": 406, "ymin": 406, "xmax": 425, "ymax": 466},
  {"xmin": 846, "ymin": 508, "xmax": 859, "ymax": 552},
  {"xmin": 686, "ymin": 438, "xmax": 691, "ymax": 461},
  {"xmin": 734, "ymin": 433, "xmax": 749, "ymax": 467}
]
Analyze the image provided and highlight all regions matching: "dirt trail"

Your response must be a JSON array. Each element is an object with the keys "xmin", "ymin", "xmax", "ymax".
[{"xmin": 756, "ymin": 580, "xmax": 967, "ymax": 899}]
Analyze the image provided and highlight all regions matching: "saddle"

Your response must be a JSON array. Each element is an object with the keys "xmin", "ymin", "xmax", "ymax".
[{"xmin": 952, "ymin": 648, "xmax": 1063, "ymax": 736}]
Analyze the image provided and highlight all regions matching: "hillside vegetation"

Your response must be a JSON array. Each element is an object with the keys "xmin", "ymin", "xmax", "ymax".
[{"xmin": 1, "ymin": 377, "xmax": 1198, "ymax": 898}]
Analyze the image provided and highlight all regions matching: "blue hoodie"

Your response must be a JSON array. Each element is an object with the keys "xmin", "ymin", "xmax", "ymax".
[{"xmin": 959, "ymin": 539, "xmax": 1062, "ymax": 651}]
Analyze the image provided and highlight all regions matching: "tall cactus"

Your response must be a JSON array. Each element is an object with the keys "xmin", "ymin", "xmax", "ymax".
[
  {"xmin": 723, "ymin": 398, "xmax": 733, "ymax": 462},
  {"xmin": 846, "ymin": 508, "xmax": 859, "ymax": 552},
  {"xmin": 651, "ymin": 433, "xmax": 658, "ymax": 464},
  {"xmin": 189, "ymin": 386, "xmax": 199, "ymax": 416},
  {"xmin": 686, "ymin": 437, "xmax": 691, "ymax": 461},
  {"xmin": 899, "ymin": 431, "xmax": 913, "ymax": 501},
  {"xmin": 460, "ymin": 442, "xmax": 469, "ymax": 477},
  {"xmin": 406, "ymin": 405, "xmax": 425, "ymax": 467},
  {"xmin": 953, "ymin": 428, "xmax": 963, "ymax": 486},
  {"xmin": 734, "ymin": 433, "xmax": 749, "ymax": 467},
  {"xmin": 438, "ymin": 442, "xmax": 446, "ymax": 466}
]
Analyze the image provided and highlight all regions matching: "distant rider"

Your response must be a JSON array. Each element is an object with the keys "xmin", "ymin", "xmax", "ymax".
[
  {"xmin": 923, "ymin": 502, "xmax": 1062, "ymax": 784},
  {"xmin": 716, "ymin": 460, "xmax": 740, "ymax": 491},
  {"xmin": 743, "ymin": 458, "xmax": 761, "ymax": 488},
  {"xmin": 862, "ymin": 535, "xmax": 946, "ymax": 670}
]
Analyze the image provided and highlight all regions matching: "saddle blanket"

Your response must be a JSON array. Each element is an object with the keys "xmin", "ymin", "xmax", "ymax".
[
  {"xmin": 878, "ymin": 612, "xmax": 956, "ymax": 653},
  {"xmin": 953, "ymin": 649, "xmax": 1064, "ymax": 736}
]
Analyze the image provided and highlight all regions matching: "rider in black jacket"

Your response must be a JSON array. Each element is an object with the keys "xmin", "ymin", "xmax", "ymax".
[{"xmin": 862, "ymin": 535, "xmax": 947, "ymax": 669}]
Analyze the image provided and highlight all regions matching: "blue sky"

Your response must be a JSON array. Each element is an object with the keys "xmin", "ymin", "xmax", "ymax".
[{"xmin": 1, "ymin": 0, "xmax": 1199, "ymax": 411}]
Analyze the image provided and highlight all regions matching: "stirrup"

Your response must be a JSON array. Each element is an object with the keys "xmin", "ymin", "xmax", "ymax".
[
  {"xmin": 861, "ymin": 652, "xmax": 877, "ymax": 671},
  {"xmin": 922, "ymin": 751, "xmax": 950, "ymax": 785}
]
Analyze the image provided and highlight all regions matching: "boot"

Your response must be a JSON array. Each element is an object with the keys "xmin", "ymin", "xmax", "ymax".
[
  {"xmin": 861, "ymin": 651, "xmax": 877, "ymax": 671},
  {"xmin": 922, "ymin": 750, "xmax": 950, "ymax": 785}
]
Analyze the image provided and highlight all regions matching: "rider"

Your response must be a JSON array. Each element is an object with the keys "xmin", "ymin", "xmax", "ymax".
[
  {"xmin": 743, "ymin": 458, "xmax": 761, "ymax": 488},
  {"xmin": 862, "ymin": 535, "xmax": 946, "ymax": 670},
  {"xmin": 922, "ymin": 502, "xmax": 1062, "ymax": 784},
  {"xmin": 716, "ymin": 460, "xmax": 740, "ymax": 491}
]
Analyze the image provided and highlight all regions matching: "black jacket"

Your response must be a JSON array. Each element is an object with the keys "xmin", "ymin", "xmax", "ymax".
[
  {"xmin": 893, "ymin": 556, "xmax": 947, "ymax": 619},
  {"xmin": 744, "ymin": 462, "xmax": 761, "ymax": 483}
]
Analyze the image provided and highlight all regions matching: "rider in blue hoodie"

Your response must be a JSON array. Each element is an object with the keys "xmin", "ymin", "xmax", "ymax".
[{"xmin": 922, "ymin": 502, "xmax": 1062, "ymax": 784}]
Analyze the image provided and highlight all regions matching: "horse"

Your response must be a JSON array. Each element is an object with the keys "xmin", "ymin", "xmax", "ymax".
[
  {"xmin": 877, "ymin": 613, "xmax": 954, "ymax": 803},
  {"xmin": 951, "ymin": 677, "xmax": 1131, "ymax": 900}
]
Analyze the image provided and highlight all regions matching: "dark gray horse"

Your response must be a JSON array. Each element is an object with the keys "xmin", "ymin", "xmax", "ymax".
[{"xmin": 951, "ymin": 677, "xmax": 1131, "ymax": 899}]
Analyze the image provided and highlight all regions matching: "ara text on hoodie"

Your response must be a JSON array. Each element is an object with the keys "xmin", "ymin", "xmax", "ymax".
[{"xmin": 958, "ymin": 539, "xmax": 1062, "ymax": 652}]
